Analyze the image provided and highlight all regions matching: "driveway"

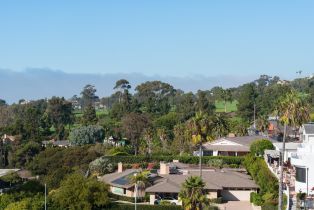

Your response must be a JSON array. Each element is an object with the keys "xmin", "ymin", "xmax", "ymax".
[{"xmin": 216, "ymin": 201, "xmax": 255, "ymax": 210}]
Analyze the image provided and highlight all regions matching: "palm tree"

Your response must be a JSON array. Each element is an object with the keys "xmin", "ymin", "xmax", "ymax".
[
  {"xmin": 275, "ymin": 90, "xmax": 310, "ymax": 210},
  {"xmin": 179, "ymin": 176, "xmax": 208, "ymax": 210},
  {"xmin": 256, "ymin": 115, "xmax": 269, "ymax": 135},
  {"xmin": 190, "ymin": 111, "xmax": 213, "ymax": 177},
  {"xmin": 212, "ymin": 113, "xmax": 230, "ymax": 138},
  {"xmin": 129, "ymin": 170, "xmax": 150, "ymax": 204}
]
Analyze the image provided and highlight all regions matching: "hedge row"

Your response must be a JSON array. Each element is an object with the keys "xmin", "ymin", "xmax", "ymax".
[
  {"xmin": 101, "ymin": 155, "xmax": 244, "ymax": 166},
  {"xmin": 244, "ymin": 155, "xmax": 278, "ymax": 207},
  {"xmin": 105, "ymin": 204, "xmax": 218, "ymax": 210},
  {"xmin": 109, "ymin": 193, "xmax": 147, "ymax": 203}
]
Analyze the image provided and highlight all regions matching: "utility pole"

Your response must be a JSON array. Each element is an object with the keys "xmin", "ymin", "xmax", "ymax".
[
  {"xmin": 278, "ymin": 123, "xmax": 287, "ymax": 210},
  {"xmin": 134, "ymin": 182, "xmax": 137, "ymax": 210},
  {"xmin": 253, "ymin": 102, "xmax": 256, "ymax": 129},
  {"xmin": 45, "ymin": 183, "xmax": 47, "ymax": 210},
  {"xmin": 199, "ymin": 142, "xmax": 202, "ymax": 178}
]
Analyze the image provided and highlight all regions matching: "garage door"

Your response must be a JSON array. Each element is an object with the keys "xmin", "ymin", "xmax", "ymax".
[{"xmin": 221, "ymin": 190, "xmax": 252, "ymax": 201}]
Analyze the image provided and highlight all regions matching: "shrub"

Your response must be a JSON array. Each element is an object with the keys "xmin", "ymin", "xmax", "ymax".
[
  {"xmin": 250, "ymin": 139, "xmax": 274, "ymax": 156},
  {"xmin": 245, "ymin": 155, "xmax": 278, "ymax": 207},
  {"xmin": 106, "ymin": 204, "xmax": 183, "ymax": 210},
  {"xmin": 109, "ymin": 193, "xmax": 146, "ymax": 203}
]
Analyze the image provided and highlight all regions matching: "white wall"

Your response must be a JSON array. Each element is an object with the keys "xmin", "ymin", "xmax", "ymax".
[{"xmin": 221, "ymin": 190, "xmax": 255, "ymax": 201}]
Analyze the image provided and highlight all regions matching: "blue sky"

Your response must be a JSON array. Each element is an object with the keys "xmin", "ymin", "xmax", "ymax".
[{"xmin": 1, "ymin": 1, "xmax": 313, "ymax": 78}]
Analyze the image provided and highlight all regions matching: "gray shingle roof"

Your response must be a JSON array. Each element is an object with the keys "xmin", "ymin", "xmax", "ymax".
[
  {"xmin": 99, "ymin": 169, "xmax": 139, "ymax": 189},
  {"xmin": 145, "ymin": 169, "xmax": 258, "ymax": 193}
]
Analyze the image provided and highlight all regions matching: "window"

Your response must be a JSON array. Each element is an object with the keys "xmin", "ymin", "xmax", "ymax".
[{"xmin": 296, "ymin": 167, "xmax": 306, "ymax": 183}]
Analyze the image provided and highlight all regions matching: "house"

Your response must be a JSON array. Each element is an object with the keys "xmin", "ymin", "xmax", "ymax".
[
  {"xmin": 290, "ymin": 124, "xmax": 314, "ymax": 194},
  {"xmin": 99, "ymin": 163, "xmax": 145, "ymax": 198},
  {"xmin": 99, "ymin": 162, "xmax": 259, "ymax": 205},
  {"xmin": 199, "ymin": 136, "xmax": 274, "ymax": 157},
  {"xmin": 1, "ymin": 134, "xmax": 16, "ymax": 144},
  {"xmin": 42, "ymin": 139, "xmax": 70, "ymax": 147},
  {"xmin": 272, "ymin": 142, "xmax": 301, "ymax": 162}
]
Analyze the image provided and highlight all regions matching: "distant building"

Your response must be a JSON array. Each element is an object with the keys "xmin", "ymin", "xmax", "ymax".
[
  {"xmin": 42, "ymin": 139, "xmax": 70, "ymax": 147},
  {"xmin": 197, "ymin": 136, "xmax": 274, "ymax": 157},
  {"xmin": 291, "ymin": 124, "xmax": 314, "ymax": 194}
]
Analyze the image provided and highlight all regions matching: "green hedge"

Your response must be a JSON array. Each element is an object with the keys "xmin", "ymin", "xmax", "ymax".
[
  {"xmin": 105, "ymin": 204, "xmax": 218, "ymax": 210},
  {"xmin": 98, "ymin": 155, "xmax": 244, "ymax": 167},
  {"xmin": 106, "ymin": 204, "xmax": 183, "ymax": 210},
  {"xmin": 109, "ymin": 193, "xmax": 147, "ymax": 203},
  {"xmin": 244, "ymin": 155, "xmax": 278, "ymax": 207}
]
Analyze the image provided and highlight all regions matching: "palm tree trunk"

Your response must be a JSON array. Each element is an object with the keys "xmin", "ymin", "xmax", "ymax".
[
  {"xmin": 199, "ymin": 142, "xmax": 202, "ymax": 178},
  {"xmin": 278, "ymin": 123, "xmax": 287, "ymax": 210},
  {"xmin": 224, "ymin": 100, "xmax": 227, "ymax": 113}
]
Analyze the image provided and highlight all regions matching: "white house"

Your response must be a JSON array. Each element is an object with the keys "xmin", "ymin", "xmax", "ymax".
[
  {"xmin": 199, "ymin": 136, "xmax": 274, "ymax": 157},
  {"xmin": 290, "ymin": 124, "xmax": 314, "ymax": 194}
]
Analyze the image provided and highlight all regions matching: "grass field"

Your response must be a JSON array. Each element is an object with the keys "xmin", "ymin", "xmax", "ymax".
[
  {"xmin": 74, "ymin": 109, "xmax": 109, "ymax": 117},
  {"xmin": 215, "ymin": 100, "xmax": 238, "ymax": 113}
]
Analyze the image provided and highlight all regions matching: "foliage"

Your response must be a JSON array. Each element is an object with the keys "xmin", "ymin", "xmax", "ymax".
[
  {"xmin": 93, "ymin": 155, "xmax": 244, "ymax": 168},
  {"xmin": 244, "ymin": 155, "xmax": 278, "ymax": 206},
  {"xmin": 237, "ymin": 83, "xmax": 258, "ymax": 122},
  {"xmin": 47, "ymin": 96, "xmax": 73, "ymax": 139},
  {"xmin": 89, "ymin": 157, "xmax": 115, "ymax": 175},
  {"xmin": 179, "ymin": 176, "xmax": 209, "ymax": 210},
  {"xmin": 82, "ymin": 104, "xmax": 98, "ymax": 125},
  {"xmin": 10, "ymin": 141, "xmax": 41, "ymax": 167},
  {"xmin": 50, "ymin": 173, "xmax": 110, "ymax": 210},
  {"xmin": 0, "ymin": 180, "xmax": 44, "ymax": 210},
  {"xmin": 121, "ymin": 112, "xmax": 152, "ymax": 155},
  {"xmin": 69, "ymin": 125, "xmax": 105, "ymax": 145},
  {"xmin": 27, "ymin": 145, "xmax": 107, "ymax": 189},
  {"xmin": 250, "ymin": 139, "xmax": 274, "ymax": 156},
  {"xmin": 107, "ymin": 204, "xmax": 183, "ymax": 210}
]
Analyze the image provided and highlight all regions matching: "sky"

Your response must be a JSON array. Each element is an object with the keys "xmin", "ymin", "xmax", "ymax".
[{"xmin": 0, "ymin": 1, "xmax": 314, "ymax": 78}]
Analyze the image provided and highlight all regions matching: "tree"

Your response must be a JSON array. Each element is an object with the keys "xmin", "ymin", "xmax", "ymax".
[
  {"xmin": 0, "ymin": 99, "xmax": 6, "ymax": 106},
  {"xmin": 81, "ymin": 84, "xmax": 97, "ymax": 108},
  {"xmin": 0, "ymin": 171, "xmax": 21, "ymax": 187},
  {"xmin": 82, "ymin": 104, "xmax": 97, "ymax": 125},
  {"xmin": 122, "ymin": 113, "xmax": 151, "ymax": 155},
  {"xmin": 275, "ymin": 90, "xmax": 310, "ymax": 210},
  {"xmin": 176, "ymin": 92, "xmax": 196, "ymax": 121},
  {"xmin": 129, "ymin": 170, "xmax": 150, "ymax": 198},
  {"xmin": 47, "ymin": 97, "xmax": 73, "ymax": 139},
  {"xmin": 179, "ymin": 176, "xmax": 208, "ymax": 210},
  {"xmin": 250, "ymin": 139, "xmax": 274, "ymax": 156},
  {"xmin": 256, "ymin": 115, "xmax": 269, "ymax": 135},
  {"xmin": 10, "ymin": 141, "xmax": 41, "ymax": 167},
  {"xmin": 195, "ymin": 90, "xmax": 215, "ymax": 115},
  {"xmin": 135, "ymin": 81, "xmax": 175, "ymax": 115},
  {"xmin": 237, "ymin": 83, "xmax": 258, "ymax": 122},
  {"xmin": 211, "ymin": 113, "xmax": 230, "ymax": 138},
  {"xmin": 190, "ymin": 111, "xmax": 213, "ymax": 177},
  {"xmin": 50, "ymin": 173, "xmax": 110, "ymax": 209},
  {"xmin": 172, "ymin": 122, "xmax": 192, "ymax": 155},
  {"xmin": 217, "ymin": 88, "xmax": 233, "ymax": 113},
  {"xmin": 69, "ymin": 125, "xmax": 105, "ymax": 146}
]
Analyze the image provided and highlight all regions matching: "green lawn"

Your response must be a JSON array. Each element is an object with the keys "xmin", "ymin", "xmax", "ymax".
[{"xmin": 215, "ymin": 100, "xmax": 238, "ymax": 113}]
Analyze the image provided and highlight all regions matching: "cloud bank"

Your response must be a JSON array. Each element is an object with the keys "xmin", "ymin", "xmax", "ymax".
[{"xmin": 0, "ymin": 68, "xmax": 256, "ymax": 103}]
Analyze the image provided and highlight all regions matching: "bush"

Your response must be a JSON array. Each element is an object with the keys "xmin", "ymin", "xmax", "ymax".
[
  {"xmin": 210, "ymin": 197, "xmax": 223, "ymax": 204},
  {"xmin": 106, "ymin": 204, "xmax": 183, "ymax": 210},
  {"xmin": 92, "ymin": 155, "xmax": 244, "ymax": 170},
  {"xmin": 69, "ymin": 125, "xmax": 105, "ymax": 145},
  {"xmin": 250, "ymin": 139, "xmax": 274, "ymax": 156},
  {"xmin": 245, "ymin": 155, "xmax": 278, "ymax": 206},
  {"xmin": 109, "ymin": 193, "xmax": 146, "ymax": 203}
]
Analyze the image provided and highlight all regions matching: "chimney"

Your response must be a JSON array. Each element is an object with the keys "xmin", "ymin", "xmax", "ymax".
[
  {"xmin": 160, "ymin": 162, "xmax": 170, "ymax": 175},
  {"xmin": 118, "ymin": 162, "xmax": 123, "ymax": 173},
  {"xmin": 228, "ymin": 133, "xmax": 235, "ymax": 138}
]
